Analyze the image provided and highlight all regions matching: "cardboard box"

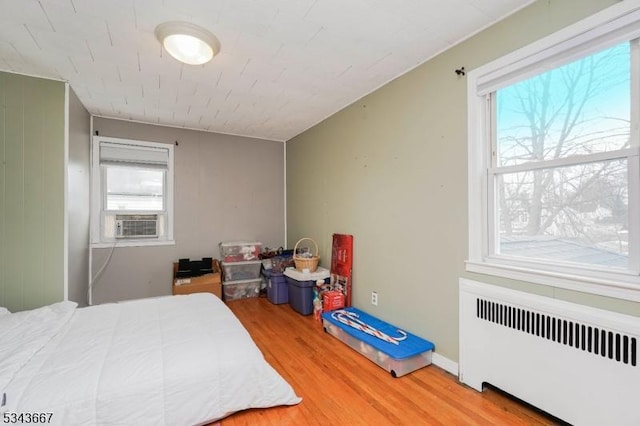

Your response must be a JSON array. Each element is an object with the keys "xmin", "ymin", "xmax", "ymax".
[{"xmin": 172, "ymin": 259, "xmax": 222, "ymax": 299}]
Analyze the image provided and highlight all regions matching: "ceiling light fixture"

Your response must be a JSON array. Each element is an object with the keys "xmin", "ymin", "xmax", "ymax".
[{"xmin": 155, "ymin": 21, "xmax": 221, "ymax": 65}]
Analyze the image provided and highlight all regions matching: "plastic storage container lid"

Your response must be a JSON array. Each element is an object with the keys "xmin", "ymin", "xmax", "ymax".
[
  {"xmin": 283, "ymin": 266, "xmax": 330, "ymax": 281},
  {"xmin": 222, "ymin": 278, "xmax": 262, "ymax": 285},
  {"xmin": 219, "ymin": 241, "xmax": 262, "ymax": 247},
  {"xmin": 221, "ymin": 260, "xmax": 262, "ymax": 266}
]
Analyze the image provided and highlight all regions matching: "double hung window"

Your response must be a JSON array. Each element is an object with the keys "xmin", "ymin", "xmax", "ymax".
[
  {"xmin": 91, "ymin": 136, "xmax": 174, "ymax": 246},
  {"xmin": 467, "ymin": 4, "xmax": 640, "ymax": 299}
]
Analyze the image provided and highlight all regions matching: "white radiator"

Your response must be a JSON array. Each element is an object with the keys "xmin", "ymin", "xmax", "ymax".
[{"xmin": 459, "ymin": 278, "xmax": 640, "ymax": 426}]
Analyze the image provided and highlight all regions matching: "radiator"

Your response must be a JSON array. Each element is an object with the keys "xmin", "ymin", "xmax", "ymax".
[{"xmin": 459, "ymin": 278, "xmax": 640, "ymax": 426}]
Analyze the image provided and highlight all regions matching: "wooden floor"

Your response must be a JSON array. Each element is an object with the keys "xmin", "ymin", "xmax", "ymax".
[{"xmin": 222, "ymin": 297, "xmax": 560, "ymax": 426}]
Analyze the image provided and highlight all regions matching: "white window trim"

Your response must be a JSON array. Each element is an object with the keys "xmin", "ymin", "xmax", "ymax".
[
  {"xmin": 91, "ymin": 136, "xmax": 175, "ymax": 248},
  {"xmin": 467, "ymin": 2, "xmax": 640, "ymax": 302}
]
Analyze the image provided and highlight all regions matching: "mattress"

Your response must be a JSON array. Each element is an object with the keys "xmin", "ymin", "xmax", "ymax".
[{"xmin": 0, "ymin": 293, "xmax": 301, "ymax": 425}]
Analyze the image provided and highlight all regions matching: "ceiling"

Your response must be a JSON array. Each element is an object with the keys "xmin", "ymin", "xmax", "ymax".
[{"xmin": 0, "ymin": 0, "xmax": 534, "ymax": 142}]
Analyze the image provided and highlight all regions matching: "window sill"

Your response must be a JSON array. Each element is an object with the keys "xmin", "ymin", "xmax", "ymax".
[
  {"xmin": 91, "ymin": 239, "xmax": 175, "ymax": 249},
  {"xmin": 465, "ymin": 260, "xmax": 640, "ymax": 302}
]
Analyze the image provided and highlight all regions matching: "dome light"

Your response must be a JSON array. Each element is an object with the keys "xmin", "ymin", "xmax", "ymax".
[{"xmin": 155, "ymin": 22, "xmax": 220, "ymax": 65}]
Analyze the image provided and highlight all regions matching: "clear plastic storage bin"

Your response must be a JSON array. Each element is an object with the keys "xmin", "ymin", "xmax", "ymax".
[
  {"xmin": 222, "ymin": 260, "xmax": 262, "ymax": 281},
  {"xmin": 223, "ymin": 278, "xmax": 261, "ymax": 301},
  {"xmin": 219, "ymin": 241, "xmax": 262, "ymax": 262}
]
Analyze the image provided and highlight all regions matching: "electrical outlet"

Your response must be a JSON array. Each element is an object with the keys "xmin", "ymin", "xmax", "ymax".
[{"xmin": 371, "ymin": 291, "xmax": 378, "ymax": 306}]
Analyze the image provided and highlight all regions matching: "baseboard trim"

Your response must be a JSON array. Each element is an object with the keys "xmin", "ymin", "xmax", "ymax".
[{"xmin": 432, "ymin": 352, "xmax": 458, "ymax": 376}]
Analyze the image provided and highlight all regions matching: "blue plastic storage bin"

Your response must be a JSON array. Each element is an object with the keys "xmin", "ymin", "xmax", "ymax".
[
  {"xmin": 286, "ymin": 277, "xmax": 314, "ymax": 315},
  {"xmin": 284, "ymin": 267, "xmax": 330, "ymax": 315},
  {"xmin": 267, "ymin": 272, "xmax": 288, "ymax": 304}
]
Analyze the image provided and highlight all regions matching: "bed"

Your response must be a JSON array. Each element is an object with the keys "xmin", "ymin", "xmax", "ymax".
[{"xmin": 0, "ymin": 293, "xmax": 301, "ymax": 425}]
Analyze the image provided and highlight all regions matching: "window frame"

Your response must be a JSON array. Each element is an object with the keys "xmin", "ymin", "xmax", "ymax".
[
  {"xmin": 91, "ymin": 136, "xmax": 175, "ymax": 247},
  {"xmin": 466, "ymin": 2, "xmax": 640, "ymax": 302}
]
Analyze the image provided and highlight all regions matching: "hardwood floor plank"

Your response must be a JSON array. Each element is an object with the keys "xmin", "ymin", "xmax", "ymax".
[{"xmin": 222, "ymin": 297, "xmax": 559, "ymax": 425}]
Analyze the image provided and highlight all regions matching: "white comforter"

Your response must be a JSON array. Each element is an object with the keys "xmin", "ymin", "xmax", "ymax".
[{"xmin": 1, "ymin": 293, "xmax": 301, "ymax": 425}]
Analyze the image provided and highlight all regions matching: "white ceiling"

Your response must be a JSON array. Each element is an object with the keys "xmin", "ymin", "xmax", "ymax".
[{"xmin": 0, "ymin": 0, "xmax": 533, "ymax": 142}]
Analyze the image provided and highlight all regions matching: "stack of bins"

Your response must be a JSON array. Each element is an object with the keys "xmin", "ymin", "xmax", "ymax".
[{"xmin": 219, "ymin": 241, "xmax": 263, "ymax": 301}]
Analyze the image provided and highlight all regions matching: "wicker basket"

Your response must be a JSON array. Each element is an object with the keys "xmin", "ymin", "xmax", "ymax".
[{"xmin": 293, "ymin": 238, "xmax": 320, "ymax": 272}]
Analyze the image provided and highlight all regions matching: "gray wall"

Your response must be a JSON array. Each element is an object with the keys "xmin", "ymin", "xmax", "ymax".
[
  {"xmin": 67, "ymin": 87, "xmax": 90, "ymax": 307},
  {"xmin": 286, "ymin": 0, "xmax": 638, "ymax": 363},
  {"xmin": 91, "ymin": 118, "xmax": 284, "ymax": 304},
  {"xmin": 0, "ymin": 72, "xmax": 66, "ymax": 312}
]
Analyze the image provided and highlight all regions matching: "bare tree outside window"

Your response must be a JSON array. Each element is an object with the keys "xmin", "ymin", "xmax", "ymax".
[{"xmin": 494, "ymin": 42, "xmax": 631, "ymax": 268}]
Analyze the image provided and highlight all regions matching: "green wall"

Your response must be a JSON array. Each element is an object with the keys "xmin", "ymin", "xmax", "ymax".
[
  {"xmin": 286, "ymin": 0, "xmax": 637, "ymax": 363},
  {"xmin": 67, "ymin": 87, "xmax": 90, "ymax": 307},
  {"xmin": 0, "ymin": 72, "xmax": 66, "ymax": 312}
]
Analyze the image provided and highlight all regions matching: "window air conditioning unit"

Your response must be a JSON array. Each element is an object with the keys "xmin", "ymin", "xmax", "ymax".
[{"xmin": 115, "ymin": 214, "xmax": 158, "ymax": 238}]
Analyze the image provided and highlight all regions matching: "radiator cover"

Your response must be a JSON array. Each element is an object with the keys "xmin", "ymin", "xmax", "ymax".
[{"xmin": 459, "ymin": 278, "xmax": 640, "ymax": 426}]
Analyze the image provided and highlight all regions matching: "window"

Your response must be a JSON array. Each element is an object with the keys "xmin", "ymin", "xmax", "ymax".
[
  {"xmin": 91, "ymin": 136, "xmax": 174, "ymax": 246},
  {"xmin": 467, "ymin": 4, "xmax": 640, "ymax": 300}
]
